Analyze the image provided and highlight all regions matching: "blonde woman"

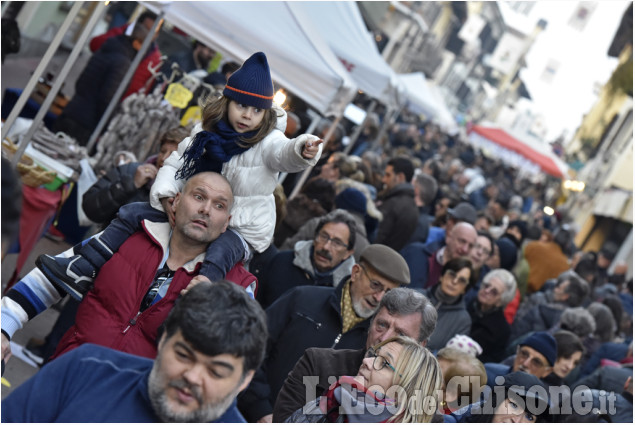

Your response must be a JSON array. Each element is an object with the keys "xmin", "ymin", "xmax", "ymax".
[{"xmin": 287, "ymin": 336, "xmax": 442, "ymax": 423}]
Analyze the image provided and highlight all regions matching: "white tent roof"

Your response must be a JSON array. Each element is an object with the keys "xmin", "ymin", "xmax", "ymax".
[
  {"xmin": 398, "ymin": 72, "xmax": 458, "ymax": 134},
  {"xmin": 288, "ymin": 1, "xmax": 403, "ymax": 108},
  {"xmin": 142, "ymin": 1, "xmax": 357, "ymax": 116}
]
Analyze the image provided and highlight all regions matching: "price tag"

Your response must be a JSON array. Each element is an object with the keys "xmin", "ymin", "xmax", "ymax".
[
  {"xmin": 181, "ymin": 106, "xmax": 202, "ymax": 127},
  {"xmin": 164, "ymin": 83, "xmax": 194, "ymax": 109}
]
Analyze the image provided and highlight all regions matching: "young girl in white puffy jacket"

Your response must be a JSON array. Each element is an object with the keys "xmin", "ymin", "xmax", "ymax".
[{"xmin": 36, "ymin": 52, "xmax": 323, "ymax": 300}]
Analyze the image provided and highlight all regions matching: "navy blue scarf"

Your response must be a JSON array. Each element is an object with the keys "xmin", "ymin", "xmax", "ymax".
[{"xmin": 175, "ymin": 120, "xmax": 256, "ymax": 180}]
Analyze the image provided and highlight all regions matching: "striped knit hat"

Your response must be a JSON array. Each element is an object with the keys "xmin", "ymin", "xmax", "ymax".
[{"xmin": 223, "ymin": 52, "xmax": 274, "ymax": 109}]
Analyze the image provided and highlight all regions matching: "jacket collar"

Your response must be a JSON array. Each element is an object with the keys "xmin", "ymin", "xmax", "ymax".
[
  {"xmin": 143, "ymin": 220, "xmax": 206, "ymax": 273},
  {"xmin": 380, "ymin": 182, "xmax": 414, "ymax": 200},
  {"xmin": 292, "ymin": 240, "xmax": 356, "ymax": 286},
  {"xmin": 329, "ymin": 277, "xmax": 372, "ymax": 333}
]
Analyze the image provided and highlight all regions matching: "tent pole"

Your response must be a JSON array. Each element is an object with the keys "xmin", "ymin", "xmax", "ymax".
[
  {"xmin": 288, "ymin": 114, "xmax": 342, "ymax": 199},
  {"xmin": 2, "ymin": 1, "xmax": 85, "ymax": 153},
  {"xmin": 278, "ymin": 112, "xmax": 322, "ymax": 185},
  {"xmin": 10, "ymin": 1, "xmax": 108, "ymax": 168},
  {"xmin": 371, "ymin": 105, "xmax": 403, "ymax": 152},
  {"xmin": 343, "ymin": 100, "xmax": 377, "ymax": 155},
  {"xmin": 85, "ymin": 11, "xmax": 165, "ymax": 153}
]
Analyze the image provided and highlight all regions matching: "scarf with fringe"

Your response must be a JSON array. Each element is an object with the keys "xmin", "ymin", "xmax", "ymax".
[{"xmin": 175, "ymin": 119, "xmax": 256, "ymax": 180}]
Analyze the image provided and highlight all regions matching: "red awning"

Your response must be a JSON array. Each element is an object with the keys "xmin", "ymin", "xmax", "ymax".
[{"xmin": 469, "ymin": 125, "xmax": 565, "ymax": 178}]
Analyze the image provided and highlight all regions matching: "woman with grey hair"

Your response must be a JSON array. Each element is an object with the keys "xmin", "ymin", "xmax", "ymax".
[
  {"xmin": 559, "ymin": 306, "xmax": 596, "ymax": 339},
  {"xmin": 467, "ymin": 269, "xmax": 517, "ymax": 363}
]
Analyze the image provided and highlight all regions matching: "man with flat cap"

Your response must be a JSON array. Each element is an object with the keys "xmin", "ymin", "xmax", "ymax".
[{"xmin": 237, "ymin": 244, "xmax": 411, "ymax": 422}]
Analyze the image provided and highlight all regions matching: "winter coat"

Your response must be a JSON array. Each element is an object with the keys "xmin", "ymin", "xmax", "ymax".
[
  {"xmin": 524, "ymin": 240, "xmax": 570, "ymax": 293},
  {"xmin": 425, "ymin": 285, "xmax": 472, "ymax": 351},
  {"xmin": 467, "ymin": 299, "xmax": 511, "ymax": 363},
  {"xmin": 273, "ymin": 347, "xmax": 365, "ymax": 422},
  {"xmin": 81, "ymin": 162, "xmax": 150, "ymax": 226},
  {"xmin": 61, "ymin": 35, "xmax": 138, "ymax": 136},
  {"xmin": 150, "ymin": 104, "xmax": 322, "ymax": 253},
  {"xmin": 407, "ymin": 205, "xmax": 431, "ymax": 245},
  {"xmin": 237, "ymin": 278, "xmax": 370, "ymax": 422},
  {"xmin": 509, "ymin": 302, "xmax": 566, "ymax": 342},
  {"xmin": 1, "ymin": 221, "xmax": 255, "ymax": 360},
  {"xmin": 256, "ymin": 240, "xmax": 355, "ymax": 308},
  {"xmin": 401, "ymin": 239, "xmax": 443, "ymax": 290},
  {"xmin": 375, "ymin": 183, "xmax": 418, "ymax": 251},
  {"xmin": 574, "ymin": 364, "xmax": 634, "ymax": 394}
]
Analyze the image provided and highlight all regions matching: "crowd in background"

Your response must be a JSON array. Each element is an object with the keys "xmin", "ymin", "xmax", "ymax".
[{"xmin": 1, "ymin": 8, "xmax": 632, "ymax": 423}]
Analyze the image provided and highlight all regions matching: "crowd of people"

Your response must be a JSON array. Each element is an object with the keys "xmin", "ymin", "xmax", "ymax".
[{"xmin": 0, "ymin": 10, "xmax": 632, "ymax": 424}]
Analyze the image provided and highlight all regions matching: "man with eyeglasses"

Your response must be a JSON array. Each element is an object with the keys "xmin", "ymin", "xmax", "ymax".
[
  {"xmin": 484, "ymin": 331, "xmax": 557, "ymax": 388},
  {"xmin": 2, "ymin": 281, "xmax": 267, "ymax": 422},
  {"xmin": 272, "ymin": 287, "xmax": 437, "ymax": 422},
  {"xmin": 1, "ymin": 172, "xmax": 255, "ymax": 366},
  {"xmin": 256, "ymin": 209, "xmax": 357, "ymax": 308},
  {"xmin": 237, "ymin": 244, "xmax": 411, "ymax": 423}
]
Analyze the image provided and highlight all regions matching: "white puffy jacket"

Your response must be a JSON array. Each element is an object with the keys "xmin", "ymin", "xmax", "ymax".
[{"xmin": 150, "ymin": 104, "xmax": 322, "ymax": 252}]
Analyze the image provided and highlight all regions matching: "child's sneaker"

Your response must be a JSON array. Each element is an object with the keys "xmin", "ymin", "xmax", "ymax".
[{"xmin": 35, "ymin": 254, "xmax": 96, "ymax": 301}]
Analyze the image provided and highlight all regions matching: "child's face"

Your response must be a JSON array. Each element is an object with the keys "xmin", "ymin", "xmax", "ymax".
[{"xmin": 227, "ymin": 100, "xmax": 265, "ymax": 133}]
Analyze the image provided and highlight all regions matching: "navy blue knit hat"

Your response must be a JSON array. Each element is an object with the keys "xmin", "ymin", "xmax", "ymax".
[
  {"xmin": 496, "ymin": 237, "xmax": 518, "ymax": 271},
  {"xmin": 520, "ymin": 332, "xmax": 557, "ymax": 366},
  {"xmin": 223, "ymin": 52, "xmax": 274, "ymax": 109},
  {"xmin": 335, "ymin": 188, "xmax": 367, "ymax": 216}
]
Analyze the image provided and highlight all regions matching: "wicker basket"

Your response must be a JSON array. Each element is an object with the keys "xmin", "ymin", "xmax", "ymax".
[{"xmin": 2, "ymin": 138, "xmax": 57, "ymax": 187}]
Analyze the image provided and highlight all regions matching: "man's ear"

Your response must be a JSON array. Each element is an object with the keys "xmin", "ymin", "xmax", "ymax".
[
  {"xmin": 157, "ymin": 332, "xmax": 168, "ymax": 350},
  {"xmin": 222, "ymin": 214, "xmax": 231, "ymax": 233},
  {"xmin": 349, "ymin": 263, "xmax": 361, "ymax": 281},
  {"xmin": 172, "ymin": 193, "xmax": 181, "ymax": 213},
  {"xmin": 238, "ymin": 369, "xmax": 256, "ymax": 393}
]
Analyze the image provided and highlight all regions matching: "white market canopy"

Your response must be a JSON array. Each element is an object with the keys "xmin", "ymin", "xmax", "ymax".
[
  {"xmin": 288, "ymin": 1, "xmax": 404, "ymax": 109},
  {"xmin": 398, "ymin": 72, "xmax": 458, "ymax": 134},
  {"xmin": 141, "ymin": 1, "xmax": 357, "ymax": 116}
]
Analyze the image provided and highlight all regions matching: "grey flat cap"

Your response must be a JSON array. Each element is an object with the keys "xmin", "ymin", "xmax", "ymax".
[
  {"xmin": 360, "ymin": 244, "xmax": 410, "ymax": 285},
  {"xmin": 448, "ymin": 202, "xmax": 477, "ymax": 224}
]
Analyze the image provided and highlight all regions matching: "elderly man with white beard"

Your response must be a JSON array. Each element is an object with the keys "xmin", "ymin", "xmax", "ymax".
[{"xmin": 237, "ymin": 244, "xmax": 411, "ymax": 423}]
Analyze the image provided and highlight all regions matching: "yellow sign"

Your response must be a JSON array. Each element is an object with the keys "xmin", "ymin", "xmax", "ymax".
[
  {"xmin": 164, "ymin": 83, "xmax": 194, "ymax": 109},
  {"xmin": 181, "ymin": 106, "xmax": 202, "ymax": 127}
]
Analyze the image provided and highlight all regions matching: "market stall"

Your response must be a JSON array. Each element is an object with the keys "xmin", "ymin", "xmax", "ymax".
[{"xmin": 468, "ymin": 124, "xmax": 569, "ymax": 178}]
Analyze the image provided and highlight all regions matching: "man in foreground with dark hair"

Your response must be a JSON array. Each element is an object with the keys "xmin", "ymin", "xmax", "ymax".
[{"xmin": 1, "ymin": 280, "xmax": 267, "ymax": 422}]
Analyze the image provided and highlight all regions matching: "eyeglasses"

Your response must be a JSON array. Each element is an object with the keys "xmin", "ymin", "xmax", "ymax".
[
  {"xmin": 140, "ymin": 266, "xmax": 175, "ymax": 312},
  {"xmin": 517, "ymin": 347, "xmax": 548, "ymax": 369},
  {"xmin": 473, "ymin": 243, "xmax": 492, "ymax": 256},
  {"xmin": 481, "ymin": 281, "xmax": 500, "ymax": 297},
  {"xmin": 315, "ymin": 231, "xmax": 348, "ymax": 250},
  {"xmin": 444, "ymin": 269, "xmax": 469, "ymax": 286},
  {"xmin": 365, "ymin": 347, "xmax": 402, "ymax": 377},
  {"xmin": 359, "ymin": 264, "xmax": 389, "ymax": 294}
]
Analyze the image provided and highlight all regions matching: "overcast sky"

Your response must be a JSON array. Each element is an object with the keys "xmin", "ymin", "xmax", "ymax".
[{"xmin": 499, "ymin": 1, "xmax": 630, "ymax": 142}]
